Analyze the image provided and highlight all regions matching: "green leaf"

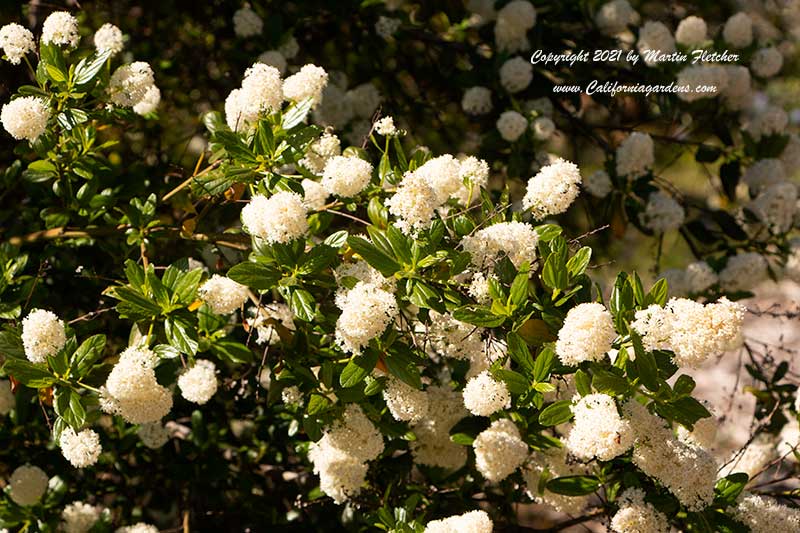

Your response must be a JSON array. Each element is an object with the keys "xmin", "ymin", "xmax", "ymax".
[
  {"xmin": 289, "ymin": 289, "xmax": 316, "ymax": 322},
  {"xmin": 165, "ymin": 315, "xmax": 199, "ymax": 355},
  {"xmin": 54, "ymin": 387, "xmax": 86, "ymax": 430},
  {"xmin": 566, "ymin": 247, "xmax": 592, "ymax": 279},
  {"xmin": 74, "ymin": 48, "xmax": 112, "ymax": 85},
  {"xmin": 714, "ymin": 473, "xmax": 749, "ymax": 506},
  {"xmin": 450, "ymin": 432, "xmax": 475, "ymax": 446},
  {"xmin": 385, "ymin": 224, "xmax": 412, "ymax": 265},
  {"xmin": 45, "ymin": 63, "xmax": 67, "ymax": 83},
  {"xmin": 645, "ymin": 278, "xmax": 668, "ymax": 307},
  {"xmin": 509, "ymin": 270, "xmax": 529, "ymax": 308},
  {"xmin": 254, "ymin": 119, "xmax": 275, "ymax": 156},
  {"xmin": 107, "ymin": 286, "xmax": 161, "ymax": 320},
  {"xmin": 147, "ymin": 270, "xmax": 172, "ymax": 310},
  {"xmin": 306, "ymin": 394, "xmax": 331, "ymax": 415},
  {"xmin": 574, "ymin": 369, "xmax": 592, "ymax": 396},
  {"xmin": 452, "ymin": 305, "xmax": 505, "ymax": 328},
  {"xmin": 491, "ymin": 368, "xmax": 529, "ymax": 395},
  {"xmin": 210, "ymin": 339, "xmax": 254, "ymax": 364},
  {"xmin": 533, "ymin": 345, "xmax": 555, "ymax": 382},
  {"xmin": 3, "ymin": 359, "xmax": 55, "ymax": 388},
  {"xmin": 546, "ymin": 475, "xmax": 600, "ymax": 496},
  {"xmin": 541, "ymin": 253, "xmax": 568, "ymax": 291},
  {"xmin": 538, "ymin": 400, "xmax": 574, "ymax": 426},
  {"xmin": 227, "ymin": 262, "xmax": 281, "ymax": 290},
  {"xmin": 535, "ymin": 224, "xmax": 562, "ymax": 242},
  {"xmin": 631, "ymin": 332, "xmax": 659, "ymax": 392},
  {"xmin": 592, "ymin": 369, "xmax": 632, "ymax": 396},
  {"xmin": 70, "ymin": 334, "xmax": 106, "ymax": 377},
  {"xmin": 282, "ymin": 98, "xmax": 315, "ymax": 129},
  {"xmin": 347, "ymin": 236, "xmax": 401, "ymax": 277},
  {"xmin": 298, "ymin": 245, "xmax": 338, "ymax": 275},
  {"xmin": 506, "ymin": 332, "xmax": 535, "ymax": 374},
  {"xmin": 340, "ymin": 349, "xmax": 379, "ymax": 388},
  {"xmin": 673, "ymin": 374, "xmax": 696, "ymax": 397},
  {"xmin": 214, "ymin": 131, "xmax": 257, "ymax": 163},
  {"xmin": 384, "ymin": 349, "xmax": 422, "ymax": 389},
  {"xmin": 323, "ymin": 230, "xmax": 349, "ymax": 248},
  {"xmin": 170, "ymin": 268, "xmax": 203, "ymax": 305},
  {"xmin": 0, "ymin": 329, "xmax": 25, "ymax": 360}
]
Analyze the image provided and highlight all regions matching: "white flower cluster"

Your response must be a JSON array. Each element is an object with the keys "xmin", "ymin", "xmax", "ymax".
[
  {"xmin": 94, "ymin": 23, "xmax": 124, "ymax": 55},
  {"xmin": 675, "ymin": 16, "xmax": 707, "ymax": 46},
  {"xmin": 102, "ymin": 346, "xmax": 172, "ymax": 424},
  {"xmin": 424, "ymin": 510, "xmax": 493, "ymax": 533},
  {"xmin": 258, "ymin": 50, "xmax": 287, "ymax": 74},
  {"xmin": 233, "ymin": 6, "xmax": 263, "ymax": 37},
  {"xmin": 751, "ymin": 46, "xmax": 783, "ymax": 78},
  {"xmin": 138, "ymin": 422, "xmax": 170, "ymax": 449},
  {"xmin": 584, "ymin": 169, "xmax": 613, "ymax": 198},
  {"xmin": 531, "ymin": 116, "xmax": 555, "ymax": 140},
  {"xmin": 665, "ymin": 260, "xmax": 718, "ymax": 294},
  {"xmin": 463, "ymin": 371, "xmax": 510, "ymax": 416},
  {"xmin": 499, "ymin": 56, "xmax": 533, "ymax": 93},
  {"xmin": 616, "ymin": 132, "xmax": 654, "ymax": 178},
  {"xmin": 462, "ymin": 86, "xmax": 492, "ymax": 115},
  {"xmin": 0, "ymin": 379, "xmax": 14, "ymax": 415},
  {"xmin": 62, "ymin": 501, "xmax": 101, "ymax": 533},
  {"xmin": 610, "ymin": 488, "xmax": 670, "ymax": 533},
  {"xmin": 8, "ymin": 464, "xmax": 48, "ymax": 506},
  {"xmin": 595, "ymin": 0, "xmax": 639, "ymax": 36},
  {"xmin": 473, "ymin": 419, "xmax": 528, "ymax": 482},
  {"xmin": 524, "ymin": 447, "xmax": 589, "ymax": 515},
  {"xmin": 283, "ymin": 64, "xmax": 328, "ymax": 106},
  {"xmin": 745, "ymin": 182, "xmax": 797, "ymax": 236},
  {"xmin": 722, "ymin": 65, "xmax": 752, "ymax": 109},
  {"xmin": 744, "ymin": 107, "xmax": 788, "ymax": 141},
  {"xmin": 225, "ymin": 63, "xmax": 283, "ymax": 132},
  {"xmin": 1, "ymin": 96, "xmax": 50, "ymax": 142},
  {"xmin": 334, "ymin": 281, "xmax": 397, "ymax": 354},
  {"xmin": 281, "ymin": 385, "xmax": 303, "ymax": 405},
  {"xmin": 116, "ymin": 523, "xmax": 159, "ymax": 533},
  {"xmin": 109, "ymin": 62, "xmax": 160, "ymax": 115},
  {"xmin": 308, "ymin": 404, "xmax": 384, "ymax": 503},
  {"xmin": 742, "ymin": 158, "xmax": 785, "ymax": 191},
  {"xmin": 675, "ymin": 65, "xmax": 727, "ymax": 102},
  {"xmin": 729, "ymin": 493, "xmax": 800, "ymax": 532},
  {"xmin": 427, "ymin": 311, "xmax": 485, "ymax": 361},
  {"xmin": 42, "ymin": 11, "xmax": 79, "ymax": 48},
  {"xmin": 637, "ymin": 21, "xmax": 676, "ymax": 66},
  {"xmin": 382, "ymin": 377, "xmax": 428, "ymax": 423},
  {"xmin": 410, "ymin": 385, "xmax": 468, "ymax": 470},
  {"xmin": 723, "ymin": 13, "xmax": 753, "ymax": 48},
  {"xmin": 624, "ymin": 400, "xmax": 717, "ymax": 511},
  {"xmin": 247, "ymin": 303, "xmax": 295, "ymax": 345},
  {"xmin": 495, "ymin": 0, "xmax": 537, "ymax": 53},
  {"xmin": 21, "ymin": 309, "xmax": 66, "ymax": 363},
  {"xmin": 677, "ymin": 408, "xmax": 717, "ymax": 450},
  {"xmin": 496, "ymin": 110, "xmax": 528, "ymax": 142},
  {"xmin": 555, "ymin": 302, "xmax": 616, "ymax": 366},
  {"xmin": 566, "ymin": 393, "xmax": 634, "ymax": 461},
  {"xmin": 0, "ymin": 23, "xmax": 34, "ymax": 64},
  {"xmin": 241, "ymin": 192, "xmax": 309, "ymax": 244},
  {"xmin": 461, "ymin": 221, "xmax": 539, "ymax": 270},
  {"xmin": 374, "ymin": 116, "xmax": 397, "ymax": 136},
  {"xmin": 719, "ymin": 436, "xmax": 775, "ymax": 480},
  {"xmin": 199, "ymin": 274, "xmax": 249, "ymax": 315},
  {"xmin": 59, "ymin": 427, "xmax": 102, "ymax": 468},
  {"xmin": 313, "ymin": 80, "xmax": 381, "ymax": 134},
  {"xmin": 719, "ymin": 252, "xmax": 768, "ymax": 292},
  {"xmin": 375, "ymin": 16, "xmax": 401, "ymax": 40},
  {"xmin": 177, "ymin": 359, "xmax": 217, "ymax": 404},
  {"xmin": 300, "ymin": 132, "xmax": 341, "ymax": 175},
  {"xmin": 386, "ymin": 172, "xmax": 439, "ymax": 234},
  {"xmin": 631, "ymin": 297, "xmax": 745, "ymax": 367},
  {"xmin": 522, "ymin": 158, "xmax": 582, "ymax": 219},
  {"xmin": 321, "ymin": 155, "xmax": 373, "ymax": 197},
  {"xmin": 639, "ymin": 190, "xmax": 685, "ymax": 233}
]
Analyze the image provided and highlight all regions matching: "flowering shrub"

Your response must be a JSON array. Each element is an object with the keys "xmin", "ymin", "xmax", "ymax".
[{"xmin": 0, "ymin": 3, "xmax": 799, "ymax": 532}]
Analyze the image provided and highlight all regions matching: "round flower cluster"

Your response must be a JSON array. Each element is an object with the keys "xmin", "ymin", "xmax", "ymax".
[
  {"xmin": 744, "ymin": 107, "xmax": 788, "ymax": 141},
  {"xmin": 241, "ymin": 192, "xmax": 309, "ymax": 244},
  {"xmin": 531, "ymin": 116, "xmax": 555, "ymax": 140},
  {"xmin": 42, "ymin": 11, "xmax": 79, "ymax": 48},
  {"xmin": 595, "ymin": 0, "xmax": 639, "ymax": 36},
  {"xmin": 742, "ymin": 159, "xmax": 786, "ymax": 191},
  {"xmin": 138, "ymin": 422, "xmax": 170, "ymax": 449},
  {"xmin": 524, "ymin": 447, "xmax": 590, "ymax": 515},
  {"xmin": 300, "ymin": 132, "xmax": 341, "ymax": 175},
  {"xmin": 375, "ymin": 16, "xmax": 401, "ymax": 40},
  {"xmin": 382, "ymin": 377, "xmax": 429, "ymax": 423},
  {"xmin": 584, "ymin": 169, "xmax": 613, "ymax": 198},
  {"xmin": 457, "ymin": 155, "xmax": 490, "ymax": 204},
  {"xmin": 494, "ymin": 0, "xmax": 537, "ymax": 53},
  {"xmin": 683, "ymin": 260, "xmax": 718, "ymax": 293},
  {"xmin": 719, "ymin": 436, "xmax": 775, "ymax": 480},
  {"xmin": 225, "ymin": 63, "xmax": 283, "ymax": 131},
  {"xmin": 258, "ymin": 50, "xmax": 287, "ymax": 74},
  {"xmin": 496, "ymin": 110, "xmax": 528, "ymax": 142},
  {"xmin": 675, "ymin": 16, "xmax": 707, "ymax": 46},
  {"xmin": 473, "ymin": 419, "xmax": 528, "ymax": 482},
  {"xmin": 675, "ymin": 65, "xmax": 727, "ymax": 102},
  {"xmin": 94, "ymin": 23, "xmax": 124, "ymax": 55},
  {"xmin": 722, "ymin": 65, "xmax": 752, "ymax": 109},
  {"xmin": 132, "ymin": 85, "xmax": 161, "ymax": 116},
  {"xmin": 462, "ymin": 371, "xmax": 510, "ymax": 416},
  {"xmin": 729, "ymin": 493, "xmax": 800, "ymax": 532},
  {"xmin": 555, "ymin": 302, "xmax": 616, "ymax": 366},
  {"xmin": 21, "ymin": 308, "xmax": 66, "ymax": 363},
  {"xmin": 745, "ymin": 182, "xmax": 797, "ymax": 236},
  {"xmin": 610, "ymin": 488, "xmax": 670, "ymax": 533},
  {"xmin": 639, "ymin": 191, "xmax": 685, "ymax": 233},
  {"xmin": 386, "ymin": 172, "xmax": 440, "ymax": 234},
  {"xmin": 566, "ymin": 393, "xmax": 634, "ymax": 461},
  {"xmin": 177, "ymin": 360, "xmax": 218, "ymax": 404},
  {"xmin": 1, "ymin": 96, "xmax": 50, "ymax": 142},
  {"xmin": 751, "ymin": 47, "xmax": 783, "ymax": 78},
  {"xmin": 283, "ymin": 64, "xmax": 328, "ymax": 105},
  {"xmin": 102, "ymin": 346, "xmax": 173, "ymax": 424},
  {"xmin": 616, "ymin": 132, "xmax": 654, "ymax": 178},
  {"xmin": 334, "ymin": 281, "xmax": 398, "ymax": 354},
  {"xmin": 233, "ymin": 6, "xmax": 263, "ymax": 37},
  {"xmin": 723, "ymin": 12, "xmax": 753, "ymax": 48},
  {"xmin": 499, "ymin": 56, "xmax": 533, "ymax": 93},
  {"xmin": 522, "ymin": 158, "xmax": 582, "ymax": 219},
  {"xmin": 637, "ymin": 21, "xmax": 676, "ymax": 66},
  {"xmin": 281, "ymin": 385, "xmax": 303, "ymax": 405},
  {"xmin": 374, "ymin": 116, "xmax": 397, "ymax": 136},
  {"xmin": 117, "ymin": 523, "xmax": 159, "ymax": 533},
  {"xmin": 8, "ymin": 464, "xmax": 48, "ymax": 506},
  {"xmin": 461, "ymin": 221, "xmax": 539, "ymax": 270},
  {"xmin": 59, "ymin": 427, "xmax": 102, "ymax": 468},
  {"xmin": 199, "ymin": 274, "xmax": 249, "ymax": 315},
  {"xmin": 308, "ymin": 404, "xmax": 384, "ymax": 503},
  {"xmin": 0, "ymin": 379, "xmax": 14, "ymax": 415},
  {"xmin": 462, "ymin": 86, "xmax": 492, "ymax": 115},
  {"xmin": 677, "ymin": 410, "xmax": 717, "ymax": 450},
  {"xmin": 109, "ymin": 62, "xmax": 160, "ymax": 115},
  {"xmin": 247, "ymin": 303, "xmax": 296, "ymax": 346},
  {"xmin": 631, "ymin": 297, "xmax": 745, "ymax": 367},
  {"xmin": 61, "ymin": 501, "xmax": 101, "ymax": 533},
  {"xmin": 424, "ymin": 510, "xmax": 493, "ymax": 533},
  {"xmin": 718, "ymin": 252, "xmax": 768, "ymax": 292},
  {"xmin": 410, "ymin": 385, "xmax": 468, "ymax": 470},
  {"xmin": 427, "ymin": 312, "xmax": 485, "ymax": 361},
  {"xmin": 0, "ymin": 23, "xmax": 35, "ymax": 64},
  {"xmin": 321, "ymin": 155, "xmax": 373, "ymax": 197}
]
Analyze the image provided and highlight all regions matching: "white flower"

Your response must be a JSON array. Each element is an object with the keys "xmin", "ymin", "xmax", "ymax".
[
  {"xmin": 611, "ymin": 488, "xmax": 670, "ymax": 533},
  {"xmin": 242, "ymin": 62, "xmax": 284, "ymax": 115},
  {"xmin": 321, "ymin": 156, "xmax": 373, "ymax": 197},
  {"xmin": 94, "ymin": 23, "xmax": 124, "ymax": 55},
  {"xmin": 595, "ymin": 0, "xmax": 639, "ymax": 36},
  {"xmin": 639, "ymin": 190, "xmax": 684, "ymax": 233},
  {"xmin": 427, "ymin": 312, "xmax": 485, "ymax": 361},
  {"xmin": 0, "ymin": 379, "xmax": 14, "ymax": 415},
  {"xmin": 746, "ymin": 182, "xmax": 797, "ymax": 235},
  {"xmin": 109, "ymin": 62, "xmax": 156, "ymax": 108},
  {"xmin": 584, "ymin": 169, "xmax": 613, "ymax": 198},
  {"xmin": 405, "ymin": 154, "xmax": 462, "ymax": 205},
  {"xmin": 744, "ymin": 106, "xmax": 788, "ymax": 141},
  {"xmin": 523, "ymin": 447, "xmax": 589, "ymax": 515},
  {"xmin": 495, "ymin": 0, "xmax": 536, "ymax": 53},
  {"xmin": 59, "ymin": 428, "xmax": 102, "ymax": 468},
  {"xmin": 781, "ymin": 134, "xmax": 800, "ymax": 176},
  {"xmin": 719, "ymin": 436, "xmax": 775, "ymax": 480},
  {"xmin": 751, "ymin": 47, "xmax": 783, "ymax": 78},
  {"xmin": 138, "ymin": 422, "xmax": 170, "ymax": 449},
  {"xmin": 278, "ymin": 36, "xmax": 300, "ymax": 59},
  {"xmin": 424, "ymin": 510, "xmax": 493, "ymax": 533},
  {"xmin": 247, "ymin": 303, "xmax": 296, "ymax": 345},
  {"xmin": 531, "ymin": 116, "xmax": 555, "ymax": 140},
  {"xmin": 42, "ymin": 11, "xmax": 79, "ymax": 48},
  {"xmin": 722, "ymin": 65, "xmax": 752, "ymax": 109},
  {"xmin": 410, "ymin": 386, "xmax": 468, "ymax": 470},
  {"xmin": 374, "ymin": 116, "xmax": 397, "ymax": 136},
  {"xmin": 383, "ymin": 378, "xmax": 429, "ymax": 423},
  {"xmin": 719, "ymin": 252, "xmax": 768, "ymax": 292},
  {"xmin": 522, "ymin": 158, "xmax": 582, "ymax": 218},
  {"xmin": 375, "ymin": 16, "xmax": 401, "ymax": 40},
  {"xmin": 233, "ymin": 6, "xmax": 263, "ymax": 37},
  {"xmin": 198, "ymin": 274, "xmax": 249, "ymax": 315},
  {"xmin": 281, "ymin": 385, "xmax": 303, "ymax": 405},
  {"xmin": 455, "ymin": 156, "xmax": 489, "ymax": 204},
  {"xmin": 461, "ymin": 221, "xmax": 539, "ymax": 270},
  {"xmin": 8, "ymin": 465, "xmax": 48, "ymax": 506},
  {"xmin": 473, "ymin": 419, "xmax": 528, "ymax": 482},
  {"xmin": 463, "ymin": 371, "xmax": 510, "ymax": 416},
  {"xmin": 555, "ymin": 302, "xmax": 616, "ymax": 366},
  {"xmin": 257, "ymin": 50, "xmax": 287, "ymax": 75},
  {"xmin": 462, "ymin": 86, "xmax": 492, "ymax": 115},
  {"xmin": 496, "ymin": 110, "xmax": 527, "ymax": 142},
  {"xmin": 335, "ymin": 281, "xmax": 397, "ymax": 354},
  {"xmin": 177, "ymin": 360, "xmax": 217, "ymax": 404},
  {"xmin": 313, "ymin": 84, "xmax": 354, "ymax": 128},
  {"xmin": 61, "ymin": 501, "xmax": 101, "ymax": 533},
  {"xmin": 1, "ymin": 97, "xmax": 50, "ymax": 142},
  {"xmin": 21, "ymin": 309, "xmax": 66, "ymax": 363},
  {"xmin": 347, "ymin": 83, "xmax": 381, "ymax": 119},
  {"xmin": 675, "ymin": 65, "xmax": 727, "ymax": 102},
  {"xmin": 616, "ymin": 132, "xmax": 654, "ymax": 177},
  {"xmin": 742, "ymin": 158, "xmax": 786, "ymax": 191},
  {"xmin": 499, "ymin": 56, "xmax": 533, "ymax": 93},
  {"xmin": 241, "ymin": 192, "xmax": 309, "ymax": 244},
  {"xmin": 299, "ymin": 132, "xmax": 341, "ymax": 174},
  {"xmin": 116, "ymin": 523, "xmax": 159, "ymax": 533},
  {"xmin": 566, "ymin": 394, "xmax": 633, "ymax": 461},
  {"xmin": 103, "ymin": 346, "xmax": 173, "ymax": 424},
  {"xmin": 301, "ymin": 179, "xmax": 329, "ymax": 211},
  {"xmin": 675, "ymin": 16, "xmax": 707, "ymax": 46},
  {"xmin": 684, "ymin": 261, "xmax": 717, "ymax": 293},
  {"xmin": 723, "ymin": 13, "xmax": 754, "ymax": 49},
  {"xmin": 0, "ymin": 23, "xmax": 35, "ymax": 64},
  {"xmin": 637, "ymin": 21, "xmax": 676, "ymax": 66},
  {"xmin": 283, "ymin": 64, "xmax": 328, "ymax": 106},
  {"xmin": 386, "ymin": 171, "xmax": 440, "ymax": 234},
  {"xmin": 729, "ymin": 493, "xmax": 800, "ymax": 533},
  {"xmin": 132, "ymin": 85, "xmax": 160, "ymax": 116},
  {"xmin": 677, "ymin": 410, "xmax": 717, "ymax": 450}
]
